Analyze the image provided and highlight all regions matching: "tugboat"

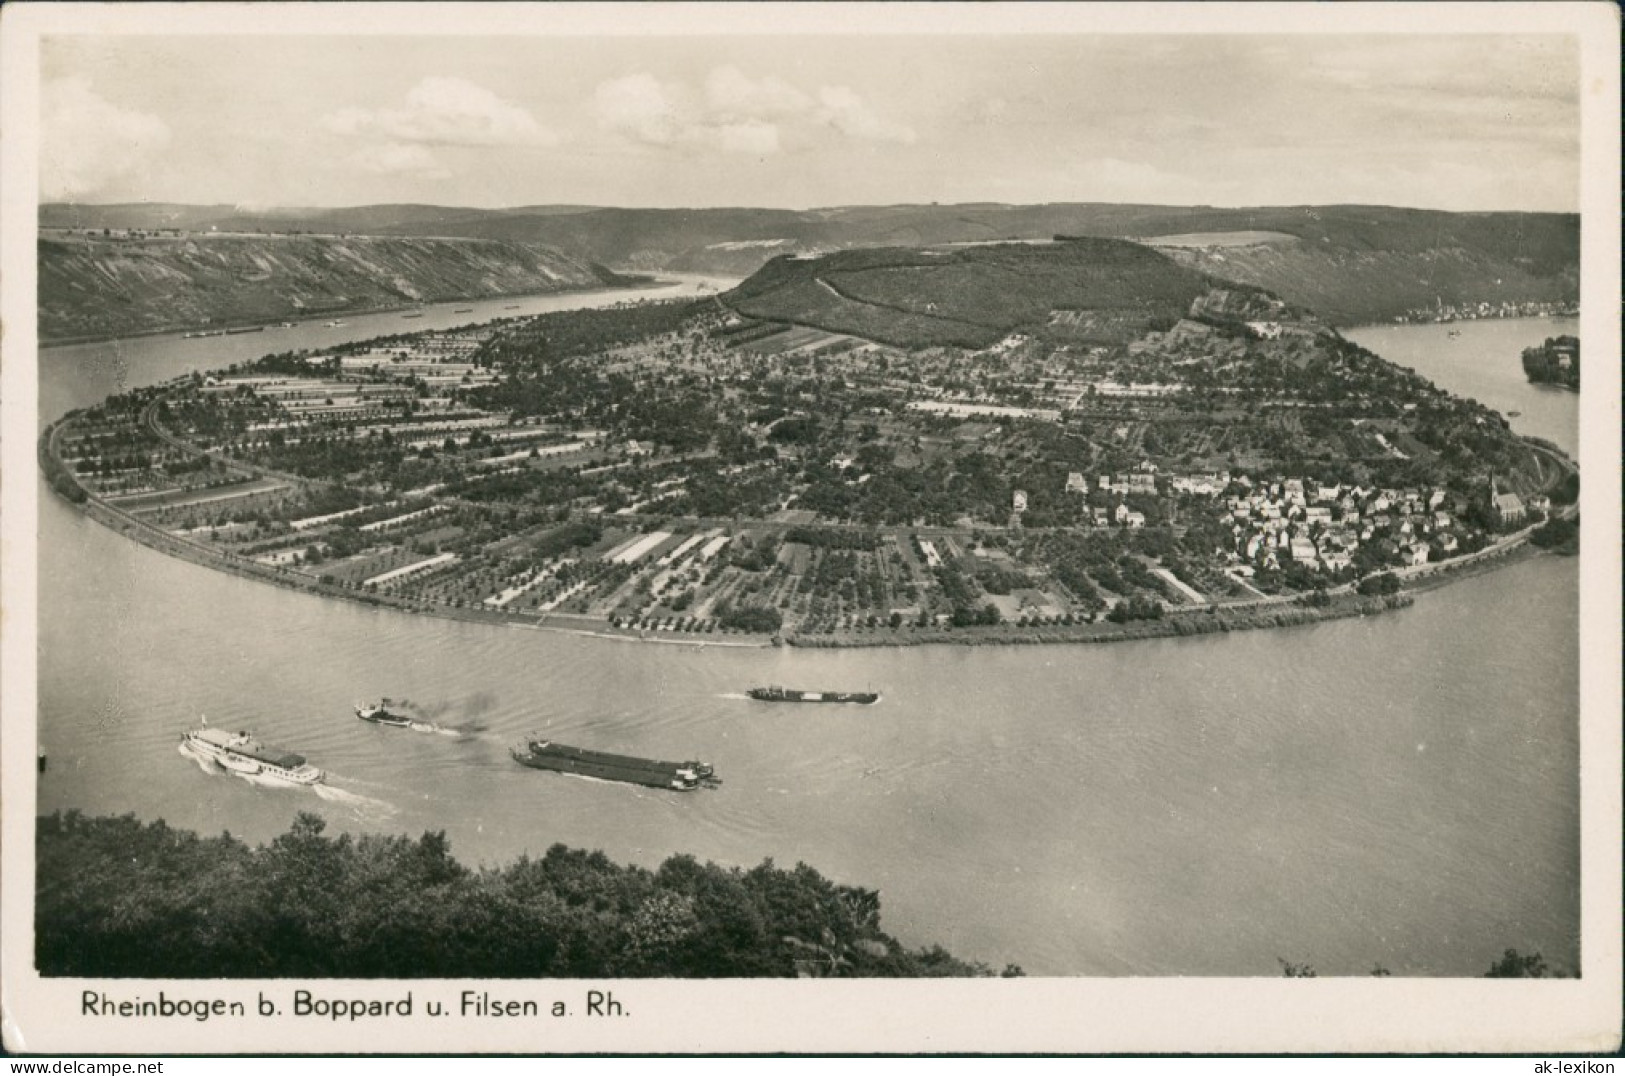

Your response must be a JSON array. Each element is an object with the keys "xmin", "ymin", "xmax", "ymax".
[
  {"xmin": 355, "ymin": 699, "xmax": 414, "ymax": 727},
  {"xmin": 180, "ymin": 723, "xmax": 323, "ymax": 785},
  {"xmin": 510, "ymin": 736, "xmax": 717, "ymax": 791},
  {"xmin": 747, "ymin": 686, "xmax": 880, "ymax": 705}
]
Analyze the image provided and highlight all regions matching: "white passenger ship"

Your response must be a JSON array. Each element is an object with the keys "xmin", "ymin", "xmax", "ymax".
[{"xmin": 180, "ymin": 724, "xmax": 323, "ymax": 785}]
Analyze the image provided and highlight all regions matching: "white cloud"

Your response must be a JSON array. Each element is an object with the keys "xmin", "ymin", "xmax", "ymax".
[
  {"xmin": 704, "ymin": 66, "xmax": 814, "ymax": 123},
  {"xmin": 322, "ymin": 77, "xmax": 556, "ymax": 148},
  {"xmin": 596, "ymin": 67, "xmax": 914, "ymax": 155},
  {"xmin": 348, "ymin": 142, "xmax": 452, "ymax": 178},
  {"xmin": 41, "ymin": 77, "xmax": 171, "ymax": 200},
  {"xmin": 594, "ymin": 73, "xmax": 686, "ymax": 147},
  {"xmin": 816, "ymin": 86, "xmax": 917, "ymax": 144}
]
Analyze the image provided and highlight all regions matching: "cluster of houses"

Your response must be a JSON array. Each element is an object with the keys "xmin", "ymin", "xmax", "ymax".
[
  {"xmin": 1218, "ymin": 476, "xmax": 1541, "ymax": 575},
  {"xmin": 1066, "ymin": 463, "xmax": 1228, "ymax": 500},
  {"xmin": 1056, "ymin": 462, "xmax": 1548, "ymax": 575},
  {"xmin": 1396, "ymin": 298, "xmax": 1578, "ymax": 325}
]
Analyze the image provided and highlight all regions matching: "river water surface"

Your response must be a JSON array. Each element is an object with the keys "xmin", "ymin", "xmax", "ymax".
[{"xmin": 35, "ymin": 298, "xmax": 1580, "ymax": 976}]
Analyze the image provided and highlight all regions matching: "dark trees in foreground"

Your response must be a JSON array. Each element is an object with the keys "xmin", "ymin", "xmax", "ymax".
[
  {"xmin": 1276, "ymin": 949, "xmax": 1569, "ymax": 978},
  {"xmin": 36, "ymin": 810, "xmax": 996, "ymax": 979},
  {"xmin": 1483, "ymin": 949, "xmax": 1554, "ymax": 979}
]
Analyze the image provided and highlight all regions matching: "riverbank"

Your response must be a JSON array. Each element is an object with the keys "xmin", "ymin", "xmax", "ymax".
[
  {"xmin": 783, "ymin": 592, "xmax": 1415, "ymax": 649},
  {"xmin": 38, "ymin": 275, "xmax": 664, "ymax": 349},
  {"xmin": 52, "ymin": 458, "xmax": 1569, "ymax": 655}
]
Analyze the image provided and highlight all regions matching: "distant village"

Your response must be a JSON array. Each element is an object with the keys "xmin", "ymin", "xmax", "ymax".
[{"xmin": 1394, "ymin": 297, "xmax": 1577, "ymax": 325}]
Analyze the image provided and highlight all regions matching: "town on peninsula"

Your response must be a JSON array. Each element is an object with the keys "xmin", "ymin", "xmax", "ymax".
[{"xmin": 39, "ymin": 237, "xmax": 1579, "ymax": 648}]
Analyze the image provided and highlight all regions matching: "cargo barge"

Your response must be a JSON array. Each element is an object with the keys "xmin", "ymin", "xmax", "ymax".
[
  {"xmin": 510, "ymin": 736, "xmax": 717, "ymax": 791},
  {"xmin": 180, "ymin": 724, "xmax": 323, "ymax": 785},
  {"xmin": 355, "ymin": 699, "xmax": 414, "ymax": 727},
  {"xmin": 747, "ymin": 686, "xmax": 880, "ymax": 705}
]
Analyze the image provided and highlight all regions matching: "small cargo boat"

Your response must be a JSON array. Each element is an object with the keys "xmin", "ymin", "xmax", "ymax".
[
  {"xmin": 747, "ymin": 686, "xmax": 880, "ymax": 705},
  {"xmin": 355, "ymin": 699, "xmax": 414, "ymax": 727}
]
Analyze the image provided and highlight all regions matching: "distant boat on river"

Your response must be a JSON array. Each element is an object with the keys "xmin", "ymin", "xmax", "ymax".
[
  {"xmin": 355, "ymin": 699, "xmax": 414, "ymax": 727},
  {"xmin": 747, "ymin": 686, "xmax": 880, "ymax": 705}
]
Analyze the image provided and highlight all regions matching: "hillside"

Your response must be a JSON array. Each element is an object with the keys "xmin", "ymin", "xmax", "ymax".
[
  {"xmin": 1151, "ymin": 237, "xmax": 1577, "ymax": 326},
  {"xmin": 37, "ymin": 231, "xmax": 629, "ymax": 343},
  {"xmin": 38, "ymin": 810, "xmax": 1001, "ymax": 978},
  {"xmin": 724, "ymin": 238, "xmax": 1224, "ymax": 349},
  {"xmin": 40, "ymin": 201, "xmax": 1579, "ymax": 329}
]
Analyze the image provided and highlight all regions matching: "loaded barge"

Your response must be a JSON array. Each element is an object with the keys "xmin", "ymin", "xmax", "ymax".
[
  {"xmin": 747, "ymin": 686, "xmax": 880, "ymax": 705},
  {"xmin": 180, "ymin": 725, "xmax": 323, "ymax": 785},
  {"xmin": 511, "ymin": 737, "xmax": 717, "ymax": 791}
]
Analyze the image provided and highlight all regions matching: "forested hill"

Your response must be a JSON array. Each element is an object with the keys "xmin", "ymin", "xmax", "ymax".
[
  {"xmin": 44, "ymin": 201, "xmax": 1578, "ymax": 326},
  {"xmin": 36, "ymin": 811, "xmax": 1006, "ymax": 978},
  {"xmin": 37, "ymin": 231, "xmax": 631, "ymax": 343},
  {"xmin": 723, "ymin": 238, "xmax": 1243, "ymax": 349}
]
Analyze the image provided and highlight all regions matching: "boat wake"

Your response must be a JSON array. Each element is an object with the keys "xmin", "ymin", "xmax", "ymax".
[
  {"xmin": 407, "ymin": 720, "xmax": 467, "ymax": 737},
  {"xmin": 377, "ymin": 693, "xmax": 495, "ymax": 738},
  {"xmin": 313, "ymin": 782, "xmax": 397, "ymax": 821},
  {"xmin": 554, "ymin": 771, "xmax": 664, "ymax": 800},
  {"xmin": 178, "ymin": 741, "xmax": 218, "ymax": 774},
  {"xmin": 241, "ymin": 772, "xmax": 308, "ymax": 789},
  {"xmin": 717, "ymin": 692, "xmax": 751, "ymax": 701}
]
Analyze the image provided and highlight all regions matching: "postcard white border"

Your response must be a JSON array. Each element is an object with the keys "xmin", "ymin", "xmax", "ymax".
[{"xmin": 3, "ymin": 1, "xmax": 1619, "ymax": 1056}]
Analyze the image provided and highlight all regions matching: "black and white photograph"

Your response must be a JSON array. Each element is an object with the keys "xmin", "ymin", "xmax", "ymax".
[{"xmin": 2, "ymin": 1, "xmax": 1619, "ymax": 1056}]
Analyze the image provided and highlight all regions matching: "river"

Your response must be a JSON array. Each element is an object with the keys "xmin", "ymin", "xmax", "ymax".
[
  {"xmin": 34, "ymin": 299, "xmax": 1579, "ymax": 977},
  {"xmin": 1344, "ymin": 318, "xmax": 1579, "ymax": 458}
]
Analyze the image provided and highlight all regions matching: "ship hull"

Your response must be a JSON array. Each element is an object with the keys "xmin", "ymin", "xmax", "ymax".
[
  {"xmin": 181, "ymin": 728, "xmax": 323, "ymax": 785},
  {"xmin": 510, "ymin": 740, "xmax": 714, "ymax": 791},
  {"xmin": 355, "ymin": 703, "xmax": 413, "ymax": 727},
  {"xmin": 747, "ymin": 688, "xmax": 879, "ymax": 705}
]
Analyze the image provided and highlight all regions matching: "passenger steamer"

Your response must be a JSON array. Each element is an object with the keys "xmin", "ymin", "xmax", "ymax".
[{"xmin": 180, "ymin": 724, "xmax": 323, "ymax": 785}]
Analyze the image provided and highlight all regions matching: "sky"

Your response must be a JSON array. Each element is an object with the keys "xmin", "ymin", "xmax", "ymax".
[{"xmin": 38, "ymin": 30, "xmax": 1581, "ymax": 213}]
